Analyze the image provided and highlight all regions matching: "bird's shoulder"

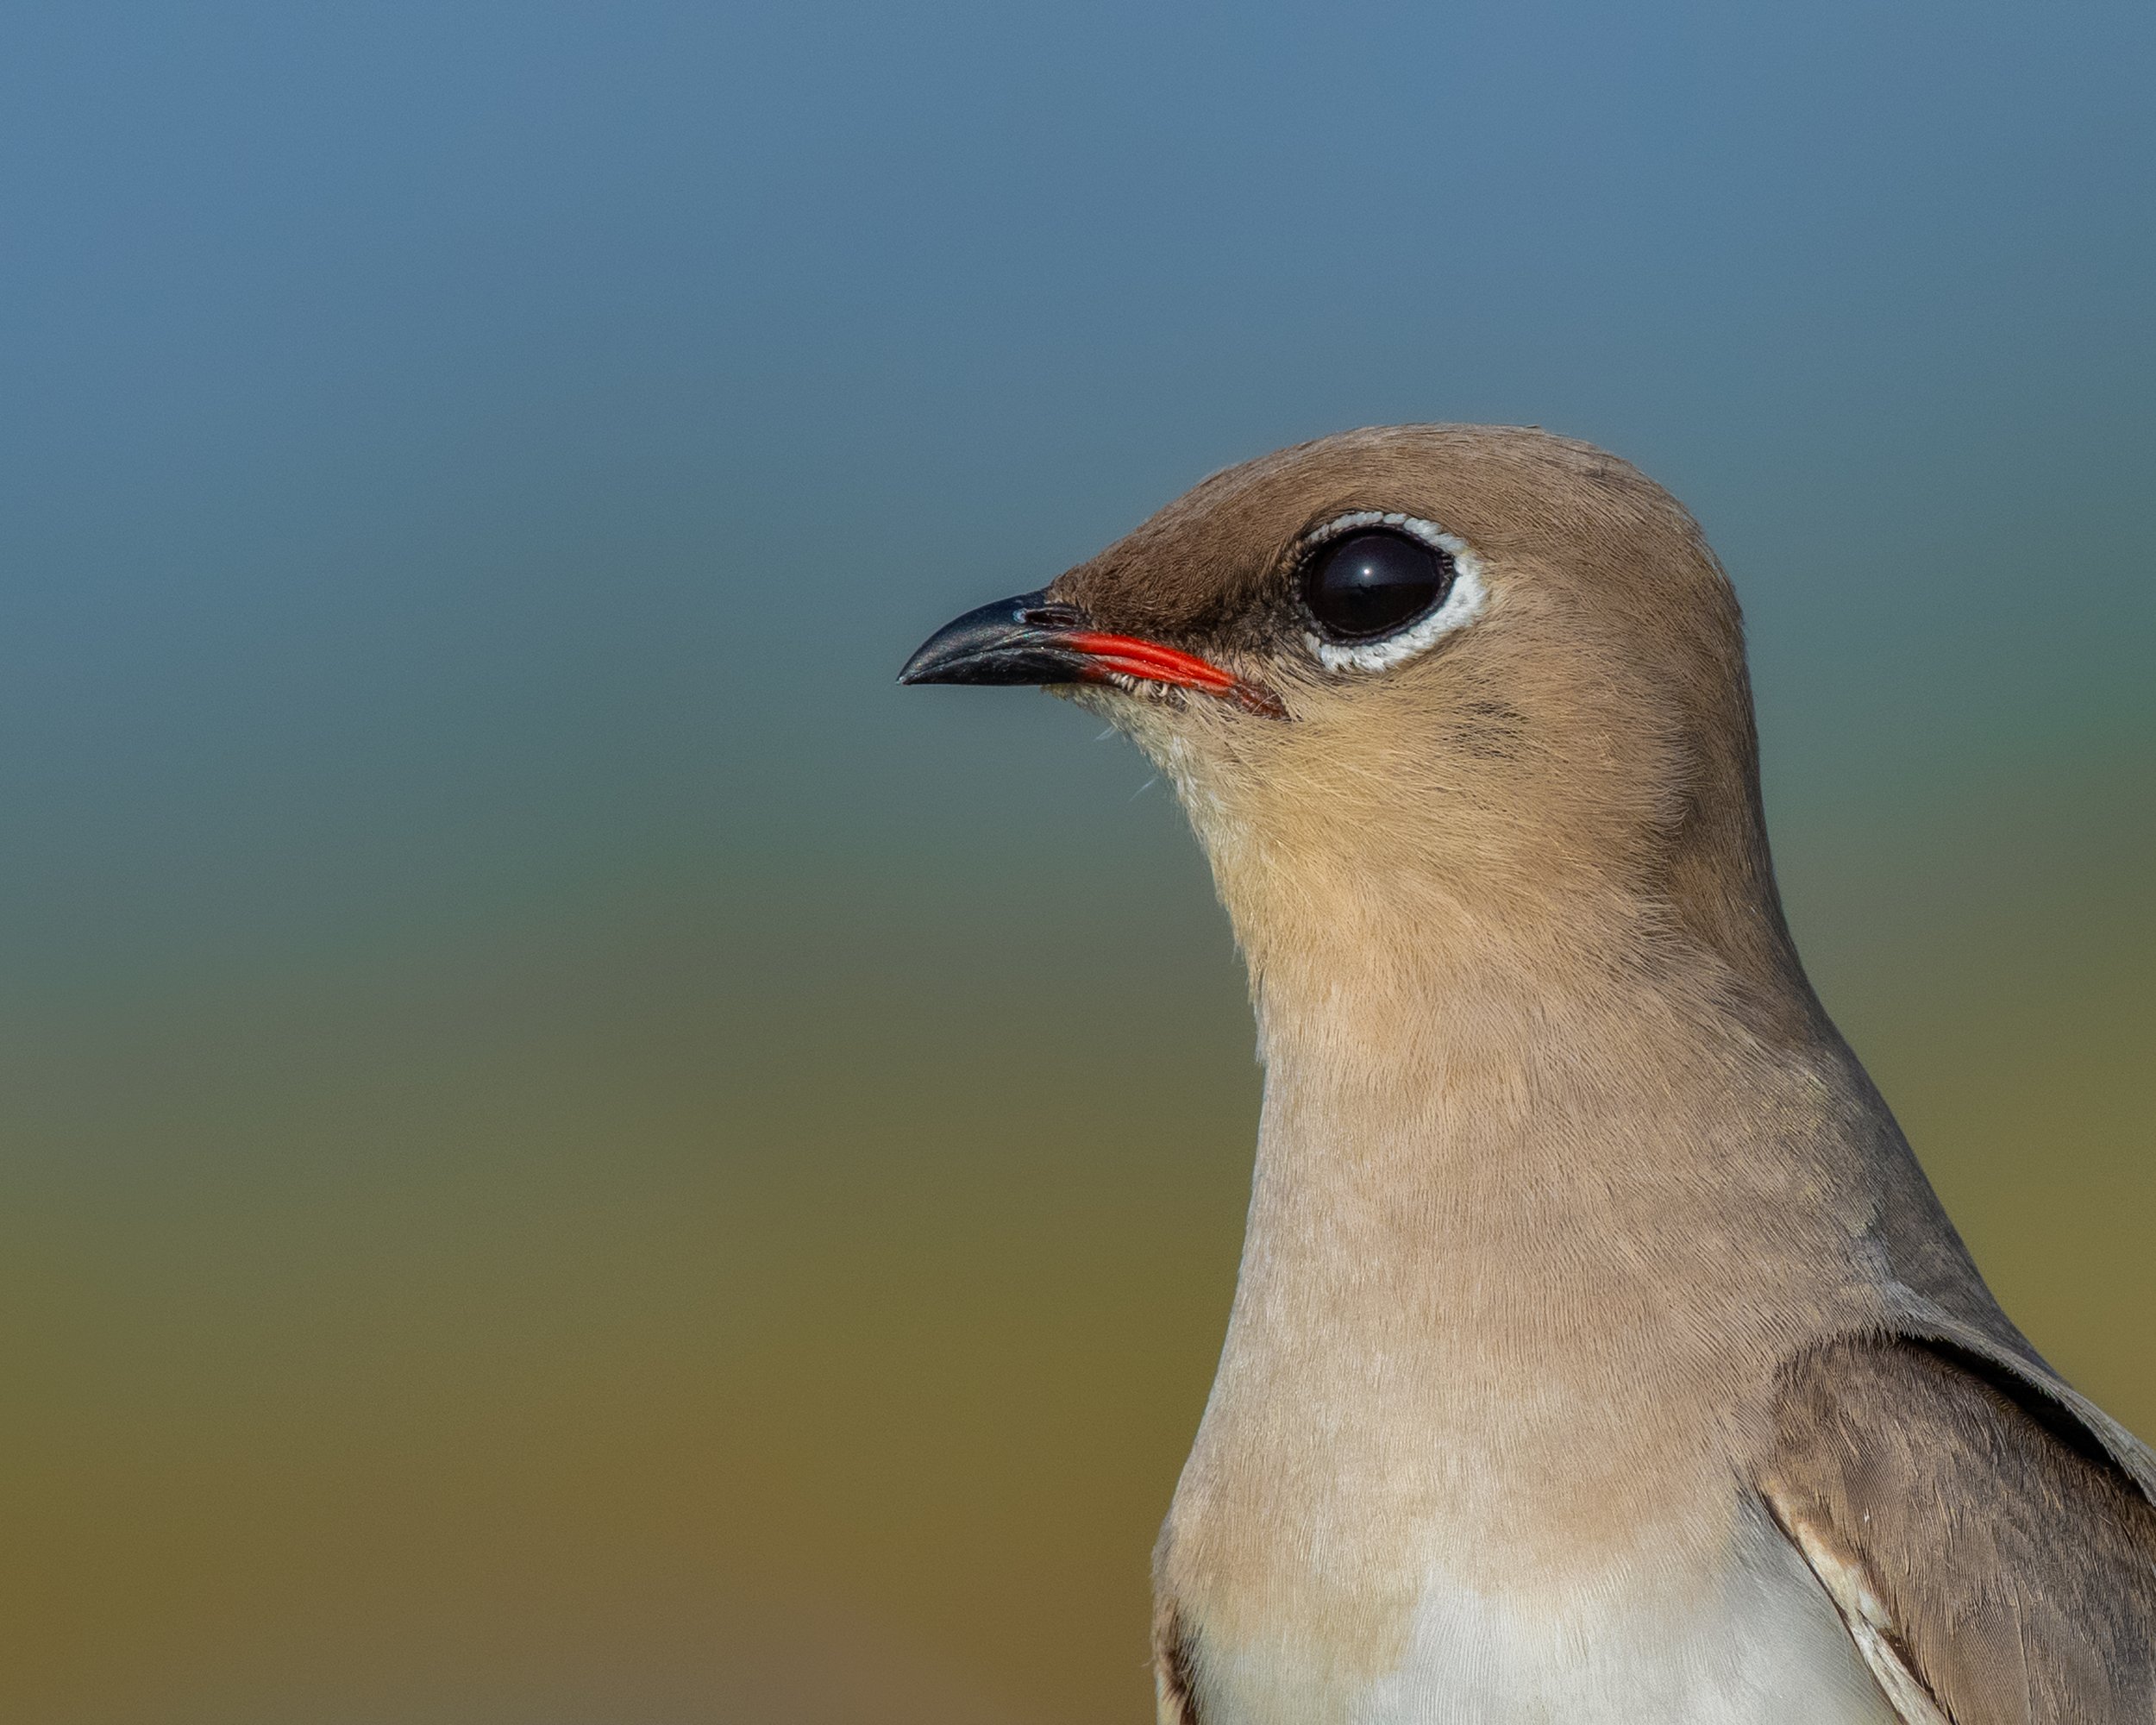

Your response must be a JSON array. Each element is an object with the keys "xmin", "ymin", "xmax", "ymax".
[{"xmin": 1759, "ymin": 1330, "xmax": 2156, "ymax": 1723}]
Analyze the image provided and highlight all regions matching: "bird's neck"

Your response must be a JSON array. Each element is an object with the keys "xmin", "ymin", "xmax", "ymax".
[
  {"xmin": 1164, "ymin": 914, "xmax": 1884, "ymax": 1603},
  {"xmin": 1235, "ymin": 909, "xmax": 1870, "ymax": 1336}
]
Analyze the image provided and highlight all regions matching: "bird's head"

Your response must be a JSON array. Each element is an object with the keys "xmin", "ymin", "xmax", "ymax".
[{"xmin": 903, "ymin": 425, "xmax": 1797, "ymax": 1007}]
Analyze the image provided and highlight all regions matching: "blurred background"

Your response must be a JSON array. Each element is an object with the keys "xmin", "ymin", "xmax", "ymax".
[{"xmin": 1, "ymin": 2, "xmax": 2151, "ymax": 1720}]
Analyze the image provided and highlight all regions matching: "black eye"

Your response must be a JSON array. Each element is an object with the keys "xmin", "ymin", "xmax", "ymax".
[{"xmin": 1302, "ymin": 530, "xmax": 1453, "ymax": 641}]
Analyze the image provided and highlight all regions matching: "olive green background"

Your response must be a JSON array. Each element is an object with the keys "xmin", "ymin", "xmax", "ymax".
[{"xmin": 2, "ymin": 3, "xmax": 2151, "ymax": 1721}]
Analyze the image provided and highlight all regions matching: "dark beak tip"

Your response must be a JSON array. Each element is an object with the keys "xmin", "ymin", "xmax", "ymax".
[{"xmin": 898, "ymin": 589, "xmax": 1060, "ymax": 688}]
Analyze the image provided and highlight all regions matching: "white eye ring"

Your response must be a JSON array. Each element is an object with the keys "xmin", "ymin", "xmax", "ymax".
[{"xmin": 1297, "ymin": 511, "xmax": 1489, "ymax": 674}]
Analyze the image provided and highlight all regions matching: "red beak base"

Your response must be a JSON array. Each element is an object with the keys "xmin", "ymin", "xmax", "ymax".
[
  {"xmin": 899, "ymin": 592, "xmax": 1287, "ymax": 718},
  {"xmin": 1059, "ymin": 632, "xmax": 1285, "ymax": 717}
]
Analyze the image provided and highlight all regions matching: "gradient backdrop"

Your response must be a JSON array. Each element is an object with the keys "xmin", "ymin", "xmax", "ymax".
[{"xmin": 3, "ymin": 3, "xmax": 2153, "ymax": 1721}]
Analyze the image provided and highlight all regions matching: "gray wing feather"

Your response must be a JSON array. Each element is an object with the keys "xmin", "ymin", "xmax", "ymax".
[{"xmin": 1762, "ymin": 1335, "xmax": 2156, "ymax": 1724}]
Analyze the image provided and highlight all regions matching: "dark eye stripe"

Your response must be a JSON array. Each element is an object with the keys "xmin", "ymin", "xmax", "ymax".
[{"xmin": 1303, "ymin": 530, "xmax": 1453, "ymax": 643}]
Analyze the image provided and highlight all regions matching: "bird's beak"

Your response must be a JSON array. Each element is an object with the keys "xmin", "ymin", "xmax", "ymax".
[{"xmin": 898, "ymin": 589, "xmax": 1285, "ymax": 718}]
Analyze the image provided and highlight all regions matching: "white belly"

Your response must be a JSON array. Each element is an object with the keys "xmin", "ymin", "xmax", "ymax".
[{"xmin": 1186, "ymin": 1513, "xmax": 1896, "ymax": 1725}]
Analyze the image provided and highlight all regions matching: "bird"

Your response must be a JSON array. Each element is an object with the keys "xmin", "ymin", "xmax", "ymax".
[{"xmin": 898, "ymin": 424, "xmax": 2156, "ymax": 1723}]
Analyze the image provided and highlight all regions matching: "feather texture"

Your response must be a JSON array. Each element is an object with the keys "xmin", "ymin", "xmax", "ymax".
[{"xmin": 915, "ymin": 424, "xmax": 2155, "ymax": 1722}]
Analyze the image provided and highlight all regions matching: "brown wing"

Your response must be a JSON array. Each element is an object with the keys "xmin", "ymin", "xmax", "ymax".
[
  {"xmin": 1762, "ymin": 1336, "xmax": 2156, "ymax": 1724},
  {"xmin": 1152, "ymin": 1594, "xmax": 1200, "ymax": 1724}
]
